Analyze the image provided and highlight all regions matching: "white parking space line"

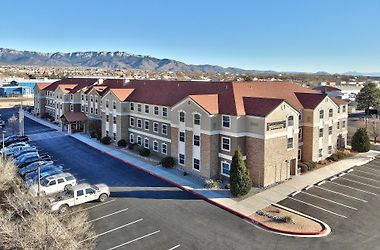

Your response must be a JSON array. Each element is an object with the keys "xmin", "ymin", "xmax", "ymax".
[
  {"xmin": 80, "ymin": 218, "xmax": 144, "ymax": 243},
  {"xmin": 288, "ymin": 197, "xmax": 347, "ymax": 218},
  {"xmin": 168, "ymin": 244, "xmax": 181, "ymax": 250},
  {"xmin": 349, "ymin": 173, "xmax": 380, "ymax": 182},
  {"xmin": 88, "ymin": 208, "xmax": 129, "ymax": 223},
  {"xmin": 339, "ymin": 177, "xmax": 380, "ymax": 189},
  {"xmin": 360, "ymin": 166, "xmax": 380, "ymax": 174},
  {"xmin": 106, "ymin": 230, "xmax": 160, "ymax": 250},
  {"xmin": 327, "ymin": 181, "xmax": 378, "ymax": 196},
  {"xmin": 314, "ymin": 186, "xmax": 368, "ymax": 202},
  {"xmin": 354, "ymin": 169, "xmax": 380, "ymax": 177},
  {"xmin": 61, "ymin": 199, "xmax": 116, "ymax": 217},
  {"xmin": 301, "ymin": 191, "xmax": 357, "ymax": 210}
]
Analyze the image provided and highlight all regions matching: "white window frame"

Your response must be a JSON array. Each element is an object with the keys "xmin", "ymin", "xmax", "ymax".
[
  {"xmin": 287, "ymin": 115, "xmax": 294, "ymax": 127},
  {"xmin": 153, "ymin": 140, "xmax": 159, "ymax": 152},
  {"xmin": 130, "ymin": 102, "xmax": 134, "ymax": 111},
  {"xmin": 137, "ymin": 136, "xmax": 142, "ymax": 146},
  {"xmin": 137, "ymin": 119, "xmax": 142, "ymax": 129},
  {"xmin": 179, "ymin": 111, "xmax": 185, "ymax": 123},
  {"xmin": 162, "ymin": 124, "xmax": 168, "ymax": 135},
  {"xmin": 193, "ymin": 135, "xmax": 200, "ymax": 147},
  {"xmin": 130, "ymin": 117, "xmax": 135, "ymax": 127},
  {"xmin": 193, "ymin": 158, "xmax": 200, "ymax": 171},
  {"xmin": 162, "ymin": 143, "xmax": 167, "ymax": 155},
  {"xmin": 144, "ymin": 120, "xmax": 150, "ymax": 131},
  {"xmin": 287, "ymin": 137, "xmax": 293, "ymax": 149},
  {"xmin": 145, "ymin": 104, "xmax": 149, "ymax": 114},
  {"xmin": 144, "ymin": 138, "xmax": 149, "ymax": 149},
  {"xmin": 220, "ymin": 161, "xmax": 230, "ymax": 177},
  {"xmin": 153, "ymin": 122, "xmax": 159, "ymax": 133},
  {"xmin": 221, "ymin": 137, "xmax": 230, "ymax": 152},
  {"xmin": 222, "ymin": 115, "xmax": 231, "ymax": 128},
  {"xmin": 179, "ymin": 131, "xmax": 185, "ymax": 142},
  {"xmin": 162, "ymin": 107, "xmax": 168, "ymax": 117},
  {"xmin": 194, "ymin": 113, "xmax": 201, "ymax": 126},
  {"xmin": 178, "ymin": 153, "xmax": 185, "ymax": 166},
  {"xmin": 130, "ymin": 133, "xmax": 134, "ymax": 144},
  {"xmin": 154, "ymin": 106, "xmax": 159, "ymax": 115}
]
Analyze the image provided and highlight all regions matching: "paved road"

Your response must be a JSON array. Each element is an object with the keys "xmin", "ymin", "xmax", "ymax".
[{"xmin": 2, "ymin": 108, "xmax": 380, "ymax": 250}]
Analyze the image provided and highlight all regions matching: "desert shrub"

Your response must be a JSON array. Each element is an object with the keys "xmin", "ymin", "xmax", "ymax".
[
  {"xmin": 139, "ymin": 148, "xmax": 151, "ymax": 157},
  {"xmin": 204, "ymin": 179, "xmax": 222, "ymax": 189},
  {"xmin": 329, "ymin": 154, "xmax": 339, "ymax": 161},
  {"xmin": 128, "ymin": 143, "xmax": 136, "ymax": 150},
  {"xmin": 100, "ymin": 136, "xmax": 112, "ymax": 145},
  {"xmin": 304, "ymin": 161, "xmax": 316, "ymax": 171},
  {"xmin": 160, "ymin": 156, "xmax": 175, "ymax": 168},
  {"xmin": 90, "ymin": 131, "xmax": 96, "ymax": 138},
  {"xmin": 117, "ymin": 139, "xmax": 127, "ymax": 147}
]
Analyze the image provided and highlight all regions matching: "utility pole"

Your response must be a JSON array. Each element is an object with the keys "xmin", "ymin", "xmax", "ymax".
[{"xmin": 19, "ymin": 104, "xmax": 24, "ymax": 136}]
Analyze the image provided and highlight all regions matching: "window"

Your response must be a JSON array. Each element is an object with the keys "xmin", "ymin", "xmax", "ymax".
[
  {"xmin": 287, "ymin": 138, "xmax": 293, "ymax": 149},
  {"xmin": 137, "ymin": 119, "xmax": 142, "ymax": 128},
  {"xmin": 193, "ymin": 158, "xmax": 200, "ymax": 171},
  {"xmin": 81, "ymin": 94, "xmax": 84, "ymax": 100},
  {"xmin": 329, "ymin": 109, "xmax": 333, "ymax": 118},
  {"xmin": 90, "ymin": 107, "xmax": 93, "ymax": 114},
  {"xmin": 153, "ymin": 141, "xmax": 159, "ymax": 152},
  {"xmin": 90, "ymin": 96, "xmax": 93, "ymax": 102},
  {"xmin": 154, "ymin": 106, "xmax": 159, "ymax": 115},
  {"xmin": 130, "ymin": 103, "xmax": 134, "ymax": 111},
  {"xmin": 221, "ymin": 162, "xmax": 230, "ymax": 176},
  {"xmin": 153, "ymin": 122, "xmax": 159, "ymax": 133},
  {"xmin": 70, "ymin": 104, "xmax": 73, "ymax": 111},
  {"xmin": 342, "ymin": 120, "xmax": 346, "ymax": 128},
  {"xmin": 145, "ymin": 105, "xmax": 149, "ymax": 113},
  {"xmin": 106, "ymin": 100, "xmax": 109, "ymax": 108},
  {"xmin": 130, "ymin": 117, "xmax": 135, "ymax": 127},
  {"xmin": 137, "ymin": 136, "xmax": 142, "ymax": 146},
  {"xmin": 179, "ymin": 132, "xmax": 185, "ymax": 142},
  {"xmin": 106, "ymin": 130, "xmax": 109, "ymax": 136},
  {"xmin": 113, "ymin": 101, "xmax": 116, "ymax": 109},
  {"xmin": 86, "ymin": 188, "xmax": 95, "ymax": 194},
  {"xmin": 319, "ymin": 110, "xmax": 324, "ymax": 119},
  {"xmin": 318, "ymin": 149, "xmax": 323, "ymax": 157},
  {"xmin": 337, "ymin": 121, "xmax": 340, "ymax": 129},
  {"xmin": 328, "ymin": 146, "xmax": 332, "ymax": 154},
  {"xmin": 106, "ymin": 115, "xmax": 109, "ymax": 122},
  {"xmin": 222, "ymin": 115, "xmax": 230, "ymax": 128},
  {"xmin": 144, "ymin": 120, "xmax": 150, "ymax": 130},
  {"xmin": 338, "ymin": 106, "xmax": 340, "ymax": 113},
  {"xmin": 144, "ymin": 138, "xmax": 149, "ymax": 149},
  {"xmin": 129, "ymin": 133, "xmax": 134, "ymax": 144},
  {"xmin": 95, "ymin": 108, "xmax": 98, "ymax": 115},
  {"xmin": 65, "ymin": 176, "xmax": 75, "ymax": 181},
  {"xmin": 298, "ymin": 148, "xmax": 302, "ymax": 161},
  {"xmin": 194, "ymin": 114, "xmax": 201, "ymax": 125},
  {"xmin": 95, "ymin": 97, "xmax": 98, "ymax": 103},
  {"xmin": 179, "ymin": 111, "xmax": 185, "ymax": 122},
  {"xmin": 137, "ymin": 104, "xmax": 142, "ymax": 112},
  {"xmin": 162, "ymin": 107, "xmax": 168, "ymax": 117},
  {"xmin": 179, "ymin": 154, "xmax": 185, "ymax": 165},
  {"xmin": 70, "ymin": 94, "xmax": 73, "ymax": 100},
  {"xmin": 113, "ymin": 116, "xmax": 117, "ymax": 124},
  {"xmin": 193, "ymin": 135, "xmax": 200, "ymax": 146},
  {"xmin": 319, "ymin": 128, "xmax": 323, "ymax": 137},
  {"xmin": 113, "ymin": 132, "xmax": 116, "ymax": 141},
  {"xmin": 343, "ymin": 105, "xmax": 346, "ymax": 113},
  {"xmin": 162, "ymin": 143, "xmax": 167, "ymax": 155},
  {"xmin": 287, "ymin": 115, "xmax": 294, "ymax": 126},
  {"xmin": 221, "ymin": 137, "xmax": 230, "ymax": 151},
  {"xmin": 298, "ymin": 128, "xmax": 303, "ymax": 140},
  {"xmin": 49, "ymin": 180, "xmax": 57, "ymax": 186},
  {"xmin": 77, "ymin": 190, "xmax": 84, "ymax": 196},
  {"xmin": 162, "ymin": 124, "xmax": 168, "ymax": 135},
  {"xmin": 329, "ymin": 126, "xmax": 332, "ymax": 135}
]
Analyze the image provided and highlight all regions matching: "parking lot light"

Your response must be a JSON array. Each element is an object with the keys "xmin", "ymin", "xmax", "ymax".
[{"xmin": 37, "ymin": 161, "xmax": 42, "ymax": 196}]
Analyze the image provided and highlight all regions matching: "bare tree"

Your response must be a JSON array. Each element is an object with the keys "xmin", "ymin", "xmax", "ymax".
[
  {"xmin": 368, "ymin": 115, "xmax": 380, "ymax": 143},
  {"xmin": 7, "ymin": 114, "xmax": 19, "ymax": 135}
]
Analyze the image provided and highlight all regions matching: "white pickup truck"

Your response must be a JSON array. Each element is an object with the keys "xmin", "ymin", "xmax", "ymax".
[{"xmin": 50, "ymin": 183, "xmax": 110, "ymax": 213}]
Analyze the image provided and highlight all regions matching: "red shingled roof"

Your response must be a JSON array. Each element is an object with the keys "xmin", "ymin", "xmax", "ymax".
[
  {"xmin": 330, "ymin": 96, "xmax": 347, "ymax": 106},
  {"xmin": 44, "ymin": 78, "xmax": 98, "ymax": 93},
  {"xmin": 295, "ymin": 92, "xmax": 327, "ymax": 109},
  {"xmin": 243, "ymin": 97, "xmax": 285, "ymax": 117},
  {"xmin": 61, "ymin": 112, "xmax": 87, "ymax": 122}
]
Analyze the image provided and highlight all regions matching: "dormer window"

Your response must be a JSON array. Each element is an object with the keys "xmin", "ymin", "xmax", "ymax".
[
  {"xmin": 222, "ymin": 115, "xmax": 230, "ymax": 128},
  {"xmin": 194, "ymin": 114, "xmax": 201, "ymax": 125},
  {"xmin": 179, "ymin": 111, "xmax": 185, "ymax": 123}
]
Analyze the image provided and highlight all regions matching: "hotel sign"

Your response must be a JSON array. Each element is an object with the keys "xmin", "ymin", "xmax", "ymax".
[{"xmin": 267, "ymin": 120, "xmax": 286, "ymax": 131}]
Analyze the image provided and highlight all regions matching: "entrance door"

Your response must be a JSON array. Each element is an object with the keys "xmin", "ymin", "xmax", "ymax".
[{"xmin": 290, "ymin": 158, "xmax": 297, "ymax": 175}]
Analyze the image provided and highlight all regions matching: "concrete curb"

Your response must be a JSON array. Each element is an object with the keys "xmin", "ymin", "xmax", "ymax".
[{"xmin": 68, "ymin": 134, "xmax": 331, "ymax": 238}]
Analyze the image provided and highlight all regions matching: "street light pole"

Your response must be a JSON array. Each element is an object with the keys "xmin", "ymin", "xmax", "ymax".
[{"xmin": 37, "ymin": 161, "xmax": 41, "ymax": 197}]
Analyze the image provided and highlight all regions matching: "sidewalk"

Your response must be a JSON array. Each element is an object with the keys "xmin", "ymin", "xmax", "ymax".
[{"xmin": 25, "ymin": 112, "xmax": 378, "ymax": 233}]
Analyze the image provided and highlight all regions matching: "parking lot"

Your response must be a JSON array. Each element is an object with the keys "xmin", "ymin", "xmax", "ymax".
[{"xmin": 278, "ymin": 159, "xmax": 380, "ymax": 235}]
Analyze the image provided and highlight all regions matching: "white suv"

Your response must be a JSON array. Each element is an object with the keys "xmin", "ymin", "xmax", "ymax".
[{"xmin": 29, "ymin": 173, "xmax": 77, "ymax": 196}]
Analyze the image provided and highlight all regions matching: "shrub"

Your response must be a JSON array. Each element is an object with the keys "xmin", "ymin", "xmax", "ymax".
[
  {"xmin": 329, "ymin": 154, "xmax": 339, "ymax": 161},
  {"xmin": 90, "ymin": 131, "xmax": 97, "ymax": 138},
  {"xmin": 41, "ymin": 113, "xmax": 52, "ymax": 120},
  {"xmin": 204, "ymin": 179, "xmax": 222, "ymax": 189},
  {"xmin": 100, "ymin": 136, "xmax": 112, "ymax": 145},
  {"xmin": 230, "ymin": 148, "xmax": 252, "ymax": 197},
  {"xmin": 160, "ymin": 156, "xmax": 175, "ymax": 168},
  {"xmin": 128, "ymin": 143, "xmax": 136, "ymax": 150},
  {"xmin": 117, "ymin": 139, "xmax": 127, "ymax": 147},
  {"xmin": 139, "ymin": 148, "xmax": 151, "ymax": 157},
  {"xmin": 225, "ymin": 183, "xmax": 231, "ymax": 189},
  {"xmin": 352, "ymin": 128, "xmax": 371, "ymax": 152},
  {"xmin": 304, "ymin": 161, "xmax": 316, "ymax": 171}
]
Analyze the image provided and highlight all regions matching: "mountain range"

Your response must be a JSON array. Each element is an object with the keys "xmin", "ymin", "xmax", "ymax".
[{"xmin": 0, "ymin": 48, "xmax": 378, "ymax": 76}]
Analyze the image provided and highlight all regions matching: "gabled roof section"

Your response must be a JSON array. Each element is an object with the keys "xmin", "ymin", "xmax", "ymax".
[
  {"xmin": 110, "ymin": 88, "xmax": 135, "ymax": 102},
  {"xmin": 189, "ymin": 94, "xmax": 219, "ymax": 114},
  {"xmin": 44, "ymin": 78, "xmax": 98, "ymax": 93},
  {"xmin": 330, "ymin": 96, "xmax": 348, "ymax": 106},
  {"xmin": 37, "ymin": 82, "xmax": 52, "ymax": 90},
  {"xmin": 243, "ymin": 97, "xmax": 285, "ymax": 117},
  {"xmin": 295, "ymin": 92, "xmax": 327, "ymax": 109},
  {"xmin": 58, "ymin": 84, "xmax": 78, "ymax": 94},
  {"xmin": 61, "ymin": 112, "xmax": 87, "ymax": 122}
]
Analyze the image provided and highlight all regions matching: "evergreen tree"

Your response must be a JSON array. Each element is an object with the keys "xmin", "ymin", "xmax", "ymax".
[
  {"xmin": 351, "ymin": 127, "xmax": 371, "ymax": 152},
  {"xmin": 356, "ymin": 83, "xmax": 380, "ymax": 114},
  {"xmin": 229, "ymin": 148, "xmax": 252, "ymax": 197}
]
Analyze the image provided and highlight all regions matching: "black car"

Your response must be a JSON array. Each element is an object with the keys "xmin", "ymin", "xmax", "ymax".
[{"xmin": 1, "ymin": 135, "xmax": 29, "ymax": 148}]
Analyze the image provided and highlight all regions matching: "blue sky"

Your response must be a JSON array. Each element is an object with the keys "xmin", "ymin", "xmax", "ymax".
[{"xmin": 0, "ymin": 0, "xmax": 379, "ymax": 73}]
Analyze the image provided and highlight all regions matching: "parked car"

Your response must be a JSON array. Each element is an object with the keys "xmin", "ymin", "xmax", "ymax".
[
  {"xmin": 18, "ymin": 161, "xmax": 54, "ymax": 177},
  {"xmin": 0, "ymin": 135, "xmax": 29, "ymax": 148},
  {"xmin": 2, "ymin": 142, "xmax": 29, "ymax": 152},
  {"xmin": 15, "ymin": 152, "xmax": 39, "ymax": 165},
  {"xmin": 23, "ymin": 164, "xmax": 63, "ymax": 181},
  {"xmin": 29, "ymin": 173, "xmax": 77, "ymax": 196},
  {"xmin": 4, "ymin": 145, "xmax": 36, "ymax": 157},
  {"xmin": 51, "ymin": 183, "xmax": 110, "ymax": 213},
  {"xmin": 0, "ymin": 119, "xmax": 5, "ymax": 127},
  {"xmin": 17, "ymin": 154, "xmax": 51, "ymax": 169},
  {"xmin": 25, "ymin": 169, "xmax": 64, "ymax": 187},
  {"xmin": 12, "ymin": 147, "xmax": 38, "ymax": 159}
]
